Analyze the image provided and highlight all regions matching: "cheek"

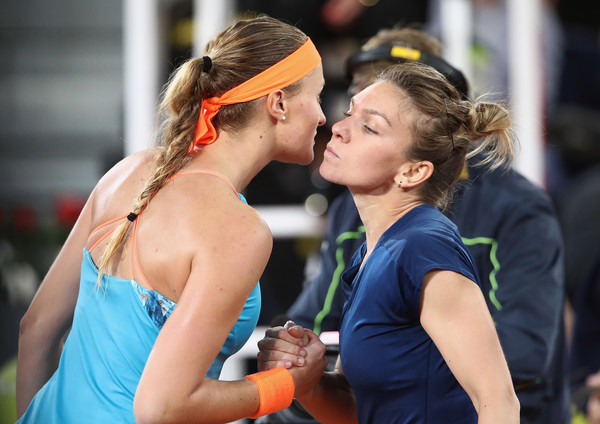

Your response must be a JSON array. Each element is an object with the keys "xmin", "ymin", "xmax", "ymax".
[
  {"xmin": 300, "ymin": 106, "xmax": 320, "ymax": 140},
  {"xmin": 303, "ymin": 101, "xmax": 321, "ymax": 126},
  {"xmin": 354, "ymin": 146, "xmax": 399, "ymax": 180}
]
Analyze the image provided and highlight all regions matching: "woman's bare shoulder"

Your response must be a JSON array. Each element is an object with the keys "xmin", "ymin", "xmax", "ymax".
[
  {"xmin": 179, "ymin": 181, "xmax": 272, "ymax": 266},
  {"xmin": 90, "ymin": 148, "xmax": 159, "ymax": 209},
  {"xmin": 96, "ymin": 148, "xmax": 158, "ymax": 189}
]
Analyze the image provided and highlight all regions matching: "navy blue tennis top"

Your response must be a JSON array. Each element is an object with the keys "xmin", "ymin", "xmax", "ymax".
[{"xmin": 339, "ymin": 204, "xmax": 479, "ymax": 423}]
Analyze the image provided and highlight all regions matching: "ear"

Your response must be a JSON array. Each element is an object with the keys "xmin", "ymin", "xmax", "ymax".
[
  {"xmin": 266, "ymin": 89, "xmax": 287, "ymax": 121},
  {"xmin": 395, "ymin": 160, "xmax": 434, "ymax": 188}
]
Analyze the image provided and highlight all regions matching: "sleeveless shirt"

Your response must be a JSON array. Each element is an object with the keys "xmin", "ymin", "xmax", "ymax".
[{"xmin": 17, "ymin": 171, "xmax": 261, "ymax": 423}]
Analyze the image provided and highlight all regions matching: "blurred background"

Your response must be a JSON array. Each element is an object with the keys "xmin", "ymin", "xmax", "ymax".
[{"xmin": 1, "ymin": 0, "xmax": 599, "ymax": 422}]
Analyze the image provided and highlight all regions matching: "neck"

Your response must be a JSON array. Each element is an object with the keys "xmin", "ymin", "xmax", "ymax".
[
  {"xmin": 186, "ymin": 124, "xmax": 275, "ymax": 192},
  {"xmin": 352, "ymin": 190, "xmax": 424, "ymax": 255}
]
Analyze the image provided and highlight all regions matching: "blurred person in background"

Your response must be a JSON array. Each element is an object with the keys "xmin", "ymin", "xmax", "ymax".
[
  {"xmin": 265, "ymin": 25, "xmax": 569, "ymax": 424},
  {"xmin": 258, "ymin": 61, "xmax": 520, "ymax": 423},
  {"xmin": 570, "ymin": 250, "xmax": 600, "ymax": 423},
  {"xmin": 16, "ymin": 15, "xmax": 327, "ymax": 424},
  {"xmin": 566, "ymin": 165, "xmax": 600, "ymax": 423}
]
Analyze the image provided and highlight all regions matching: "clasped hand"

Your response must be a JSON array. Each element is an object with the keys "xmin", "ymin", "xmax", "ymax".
[{"xmin": 257, "ymin": 320, "xmax": 328, "ymax": 397}]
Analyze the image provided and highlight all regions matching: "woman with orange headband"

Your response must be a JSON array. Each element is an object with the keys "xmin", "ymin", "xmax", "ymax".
[{"xmin": 16, "ymin": 15, "xmax": 326, "ymax": 423}]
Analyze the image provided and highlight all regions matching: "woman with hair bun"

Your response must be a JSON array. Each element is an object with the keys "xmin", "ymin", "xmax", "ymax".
[
  {"xmin": 16, "ymin": 15, "xmax": 325, "ymax": 423},
  {"xmin": 257, "ymin": 62, "xmax": 520, "ymax": 423}
]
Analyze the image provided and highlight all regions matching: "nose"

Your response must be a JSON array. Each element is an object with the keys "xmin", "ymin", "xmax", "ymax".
[
  {"xmin": 317, "ymin": 106, "xmax": 326, "ymax": 127},
  {"xmin": 331, "ymin": 118, "xmax": 349, "ymax": 143}
]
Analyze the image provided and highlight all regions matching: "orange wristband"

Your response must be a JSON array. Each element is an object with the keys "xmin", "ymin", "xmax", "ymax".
[{"xmin": 244, "ymin": 368, "xmax": 295, "ymax": 419}]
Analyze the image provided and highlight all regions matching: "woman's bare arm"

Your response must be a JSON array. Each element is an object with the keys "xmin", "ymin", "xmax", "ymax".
[
  {"xmin": 16, "ymin": 193, "xmax": 94, "ymax": 416},
  {"xmin": 420, "ymin": 269, "xmax": 520, "ymax": 423},
  {"xmin": 133, "ymin": 200, "xmax": 275, "ymax": 423}
]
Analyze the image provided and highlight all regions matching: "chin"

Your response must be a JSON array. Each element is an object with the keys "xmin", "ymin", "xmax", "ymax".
[
  {"xmin": 297, "ymin": 154, "xmax": 314, "ymax": 166},
  {"xmin": 288, "ymin": 149, "xmax": 315, "ymax": 165},
  {"xmin": 278, "ymin": 155, "xmax": 313, "ymax": 166},
  {"xmin": 318, "ymin": 163, "xmax": 341, "ymax": 185}
]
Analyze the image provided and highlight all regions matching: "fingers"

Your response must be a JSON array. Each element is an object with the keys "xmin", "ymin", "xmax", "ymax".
[
  {"xmin": 256, "ymin": 347, "xmax": 304, "ymax": 371},
  {"xmin": 305, "ymin": 328, "xmax": 321, "ymax": 343},
  {"xmin": 257, "ymin": 337, "xmax": 306, "ymax": 363},
  {"xmin": 283, "ymin": 320, "xmax": 296, "ymax": 331},
  {"xmin": 256, "ymin": 326, "xmax": 308, "ymax": 371},
  {"xmin": 264, "ymin": 325, "xmax": 305, "ymax": 346},
  {"xmin": 288, "ymin": 331, "xmax": 329, "ymax": 397},
  {"xmin": 284, "ymin": 320, "xmax": 310, "ymax": 346},
  {"xmin": 304, "ymin": 330, "xmax": 328, "ymax": 363}
]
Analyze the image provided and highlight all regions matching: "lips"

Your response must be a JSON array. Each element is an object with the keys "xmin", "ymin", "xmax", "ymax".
[{"xmin": 325, "ymin": 145, "xmax": 339, "ymax": 159}]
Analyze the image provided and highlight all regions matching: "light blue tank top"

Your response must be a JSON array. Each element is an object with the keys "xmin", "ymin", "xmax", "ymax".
[{"xmin": 17, "ymin": 177, "xmax": 261, "ymax": 423}]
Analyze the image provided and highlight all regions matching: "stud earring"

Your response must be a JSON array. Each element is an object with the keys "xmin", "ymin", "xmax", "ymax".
[
  {"xmin": 281, "ymin": 115, "xmax": 286, "ymax": 121},
  {"xmin": 397, "ymin": 181, "xmax": 402, "ymax": 187}
]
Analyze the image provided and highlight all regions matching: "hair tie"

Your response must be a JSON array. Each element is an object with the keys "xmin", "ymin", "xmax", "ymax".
[
  {"xmin": 126, "ymin": 212, "xmax": 138, "ymax": 222},
  {"xmin": 202, "ymin": 56, "xmax": 212, "ymax": 73}
]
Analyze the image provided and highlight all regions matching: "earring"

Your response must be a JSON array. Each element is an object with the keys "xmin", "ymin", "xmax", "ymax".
[
  {"xmin": 281, "ymin": 115, "xmax": 286, "ymax": 121},
  {"xmin": 397, "ymin": 181, "xmax": 402, "ymax": 187}
]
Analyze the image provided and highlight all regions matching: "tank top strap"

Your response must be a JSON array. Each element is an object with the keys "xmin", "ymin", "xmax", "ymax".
[
  {"xmin": 167, "ymin": 170, "xmax": 238, "ymax": 195},
  {"xmin": 88, "ymin": 214, "xmax": 128, "ymax": 253},
  {"xmin": 129, "ymin": 216, "xmax": 154, "ymax": 289},
  {"xmin": 129, "ymin": 169, "xmax": 240, "ymax": 290}
]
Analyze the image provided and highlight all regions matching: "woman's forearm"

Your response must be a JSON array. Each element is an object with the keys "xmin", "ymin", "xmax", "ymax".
[
  {"xmin": 295, "ymin": 371, "xmax": 358, "ymax": 424},
  {"xmin": 16, "ymin": 328, "xmax": 62, "ymax": 416},
  {"xmin": 473, "ymin": 388, "xmax": 520, "ymax": 423}
]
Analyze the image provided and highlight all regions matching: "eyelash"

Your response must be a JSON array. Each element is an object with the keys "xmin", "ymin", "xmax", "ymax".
[{"xmin": 344, "ymin": 111, "xmax": 378, "ymax": 135}]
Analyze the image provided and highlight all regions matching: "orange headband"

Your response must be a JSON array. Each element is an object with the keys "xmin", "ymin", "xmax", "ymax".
[{"xmin": 189, "ymin": 37, "xmax": 321, "ymax": 153}]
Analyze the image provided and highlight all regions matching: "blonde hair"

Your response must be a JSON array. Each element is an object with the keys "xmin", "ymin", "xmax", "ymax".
[
  {"xmin": 379, "ymin": 62, "xmax": 514, "ymax": 210},
  {"xmin": 96, "ymin": 16, "xmax": 307, "ymax": 281}
]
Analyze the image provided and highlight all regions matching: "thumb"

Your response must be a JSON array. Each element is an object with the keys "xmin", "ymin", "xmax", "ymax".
[{"xmin": 285, "ymin": 320, "xmax": 310, "ymax": 346}]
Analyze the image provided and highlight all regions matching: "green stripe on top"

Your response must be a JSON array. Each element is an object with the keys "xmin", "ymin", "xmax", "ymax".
[
  {"xmin": 313, "ymin": 226, "xmax": 366, "ymax": 335},
  {"xmin": 461, "ymin": 236, "xmax": 502, "ymax": 311}
]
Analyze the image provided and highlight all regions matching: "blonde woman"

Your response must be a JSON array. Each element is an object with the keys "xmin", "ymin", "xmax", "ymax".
[{"xmin": 16, "ymin": 15, "xmax": 325, "ymax": 423}]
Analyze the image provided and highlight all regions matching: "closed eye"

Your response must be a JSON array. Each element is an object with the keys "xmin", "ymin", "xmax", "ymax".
[
  {"xmin": 345, "ymin": 110, "xmax": 377, "ymax": 134},
  {"xmin": 364, "ymin": 125, "xmax": 378, "ymax": 135}
]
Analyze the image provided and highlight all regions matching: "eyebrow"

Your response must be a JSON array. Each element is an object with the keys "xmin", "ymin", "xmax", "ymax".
[
  {"xmin": 364, "ymin": 108, "xmax": 392, "ymax": 127},
  {"xmin": 350, "ymin": 98, "xmax": 392, "ymax": 127}
]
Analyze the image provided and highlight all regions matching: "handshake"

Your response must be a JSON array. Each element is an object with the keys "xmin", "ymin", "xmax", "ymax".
[{"xmin": 256, "ymin": 321, "xmax": 331, "ymax": 398}]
